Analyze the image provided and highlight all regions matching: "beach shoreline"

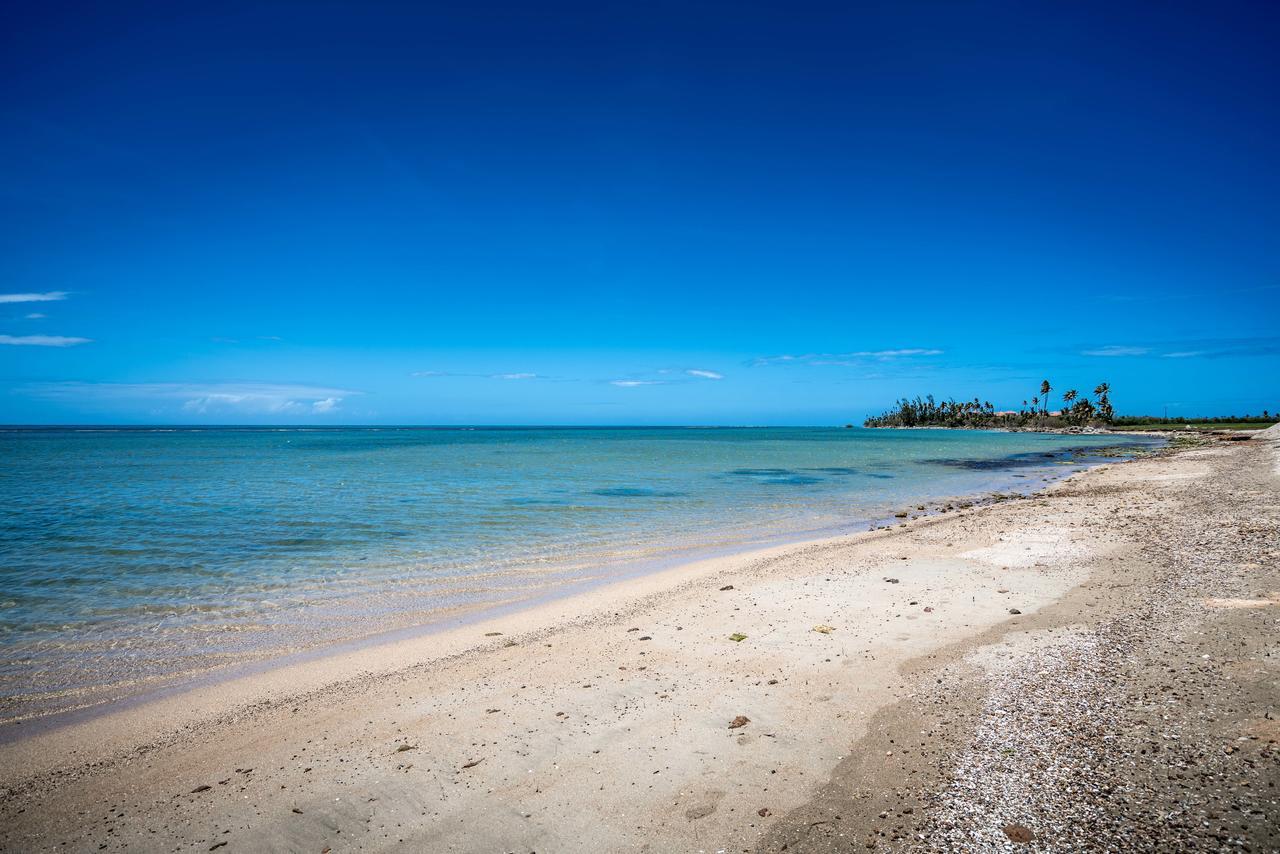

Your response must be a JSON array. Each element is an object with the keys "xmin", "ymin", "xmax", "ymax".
[
  {"xmin": 1, "ymin": 431, "xmax": 1159, "ymax": 732},
  {"xmin": 2, "ymin": 428, "xmax": 1275, "ymax": 852}
]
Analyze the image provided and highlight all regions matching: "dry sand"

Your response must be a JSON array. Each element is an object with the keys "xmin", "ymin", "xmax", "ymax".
[{"xmin": 1, "ymin": 427, "xmax": 1277, "ymax": 852}]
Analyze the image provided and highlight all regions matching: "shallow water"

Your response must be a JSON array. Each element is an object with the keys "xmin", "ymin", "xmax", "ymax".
[{"xmin": 0, "ymin": 426, "xmax": 1159, "ymax": 718}]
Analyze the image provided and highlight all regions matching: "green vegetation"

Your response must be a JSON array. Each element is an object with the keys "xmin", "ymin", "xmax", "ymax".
[
  {"xmin": 863, "ymin": 379, "xmax": 1114, "ymax": 429},
  {"xmin": 1110, "ymin": 420, "xmax": 1275, "ymax": 432},
  {"xmin": 863, "ymin": 386, "xmax": 1277, "ymax": 431}
]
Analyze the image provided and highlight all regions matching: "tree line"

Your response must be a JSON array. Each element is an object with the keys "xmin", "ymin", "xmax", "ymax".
[{"xmin": 862, "ymin": 380, "xmax": 1115, "ymax": 429}]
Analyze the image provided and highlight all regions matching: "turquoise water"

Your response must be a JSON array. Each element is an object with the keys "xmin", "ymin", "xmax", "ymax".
[{"xmin": 0, "ymin": 426, "xmax": 1159, "ymax": 719}]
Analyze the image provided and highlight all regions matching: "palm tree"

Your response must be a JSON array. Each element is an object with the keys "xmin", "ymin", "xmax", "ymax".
[
  {"xmin": 1040, "ymin": 380, "xmax": 1052, "ymax": 414},
  {"xmin": 1093, "ymin": 382, "xmax": 1112, "ymax": 422},
  {"xmin": 1074, "ymin": 397, "xmax": 1095, "ymax": 425}
]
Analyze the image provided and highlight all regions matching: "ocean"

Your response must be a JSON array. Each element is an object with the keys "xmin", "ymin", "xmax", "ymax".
[{"xmin": 0, "ymin": 426, "xmax": 1160, "ymax": 721}]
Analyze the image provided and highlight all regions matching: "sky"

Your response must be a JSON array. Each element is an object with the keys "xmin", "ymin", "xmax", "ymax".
[{"xmin": 1, "ymin": 1, "xmax": 1277, "ymax": 425}]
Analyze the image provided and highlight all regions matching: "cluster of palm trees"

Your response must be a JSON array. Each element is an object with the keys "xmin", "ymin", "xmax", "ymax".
[
  {"xmin": 861, "ymin": 395, "xmax": 1001, "ymax": 428},
  {"xmin": 863, "ymin": 380, "xmax": 1115, "ymax": 429}
]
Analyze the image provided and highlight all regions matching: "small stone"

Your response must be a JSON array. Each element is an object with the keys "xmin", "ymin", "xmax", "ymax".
[{"xmin": 1002, "ymin": 824, "xmax": 1035, "ymax": 844}]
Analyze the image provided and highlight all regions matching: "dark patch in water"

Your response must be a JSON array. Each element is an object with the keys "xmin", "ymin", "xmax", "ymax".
[
  {"xmin": 591, "ymin": 487, "xmax": 687, "ymax": 498},
  {"xmin": 923, "ymin": 451, "xmax": 1071, "ymax": 471},
  {"xmin": 504, "ymin": 497, "xmax": 569, "ymax": 506},
  {"xmin": 724, "ymin": 468, "xmax": 824, "ymax": 485},
  {"xmin": 866, "ymin": 473, "xmax": 895, "ymax": 479},
  {"xmin": 801, "ymin": 467, "xmax": 859, "ymax": 475}
]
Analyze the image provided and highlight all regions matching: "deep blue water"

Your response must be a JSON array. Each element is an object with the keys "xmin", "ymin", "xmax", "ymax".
[{"xmin": 0, "ymin": 426, "xmax": 1159, "ymax": 718}]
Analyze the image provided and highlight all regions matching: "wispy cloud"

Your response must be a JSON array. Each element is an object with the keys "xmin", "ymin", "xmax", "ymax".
[
  {"xmin": 752, "ymin": 348, "xmax": 943, "ymax": 367},
  {"xmin": 850, "ymin": 348, "xmax": 944, "ymax": 358},
  {"xmin": 685, "ymin": 369, "xmax": 724, "ymax": 380},
  {"xmin": 610, "ymin": 379, "xmax": 664, "ymax": 387},
  {"xmin": 25, "ymin": 313, "xmax": 46, "ymax": 319},
  {"xmin": 0, "ymin": 291, "xmax": 68, "ymax": 304},
  {"xmin": 1158, "ymin": 338, "xmax": 1280, "ymax": 359},
  {"xmin": 1082, "ymin": 337, "xmax": 1280, "ymax": 359},
  {"xmin": 24, "ymin": 382, "xmax": 357, "ymax": 415},
  {"xmin": 1081, "ymin": 345, "xmax": 1150, "ymax": 357},
  {"xmin": 413, "ymin": 370, "xmax": 544, "ymax": 381},
  {"xmin": 0, "ymin": 334, "xmax": 91, "ymax": 347}
]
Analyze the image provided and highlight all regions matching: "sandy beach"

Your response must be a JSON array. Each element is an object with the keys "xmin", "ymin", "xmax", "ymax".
[{"xmin": 1, "ymin": 427, "xmax": 1276, "ymax": 852}]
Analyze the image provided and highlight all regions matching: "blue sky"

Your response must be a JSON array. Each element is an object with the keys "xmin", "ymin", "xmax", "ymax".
[{"xmin": 2, "ymin": 1, "xmax": 1277, "ymax": 424}]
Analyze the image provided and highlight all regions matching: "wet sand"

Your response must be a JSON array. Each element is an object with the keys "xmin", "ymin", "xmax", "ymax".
[{"xmin": 1, "ymin": 428, "xmax": 1276, "ymax": 852}]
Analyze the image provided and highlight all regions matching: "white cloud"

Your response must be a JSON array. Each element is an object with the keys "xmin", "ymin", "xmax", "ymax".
[
  {"xmin": 0, "ymin": 291, "xmax": 68, "ymax": 304},
  {"xmin": 752, "ymin": 348, "xmax": 942, "ymax": 367},
  {"xmin": 852, "ymin": 348, "xmax": 943, "ymax": 358},
  {"xmin": 685, "ymin": 369, "xmax": 724, "ymax": 380},
  {"xmin": 25, "ymin": 382, "xmax": 357, "ymax": 415},
  {"xmin": 1081, "ymin": 345, "xmax": 1150, "ymax": 357},
  {"xmin": 0, "ymin": 334, "xmax": 91, "ymax": 347},
  {"xmin": 1161, "ymin": 351, "xmax": 1205, "ymax": 358},
  {"xmin": 411, "ymin": 370, "xmax": 446, "ymax": 377},
  {"xmin": 610, "ymin": 379, "xmax": 664, "ymax": 387},
  {"xmin": 493, "ymin": 372, "xmax": 537, "ymax": 380},
  {"xmin": 25, "ymin": 313, "xmax": 46, "ymax": 319}
]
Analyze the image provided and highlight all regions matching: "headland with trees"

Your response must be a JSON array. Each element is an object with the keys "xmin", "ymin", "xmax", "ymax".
[{"xmin": 862, "ymin": 380, "xmax": 1277, "ymax": 431}]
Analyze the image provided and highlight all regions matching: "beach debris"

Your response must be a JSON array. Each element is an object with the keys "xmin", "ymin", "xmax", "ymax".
[
  {"xmin": 291, "ymin": 807, "xmax": 304, "ymax": 814},
  {"xmin": 729, "ymin": 633, "xmax": 748, "ymax": 642},
  {"xmin": 997, "ymin": 588, "xmax": 1009, "ymax": 593},
  {"xmin": 894, "ymin": 511, "xmax": 908, "ymax": 518},
  {"xmin": 884, "ymin": 577, "xmax": 900, "ymax": 584},
  {"xmin": 812, "ymin": 624, "xmax": 835, "ymax": 634},
  {"xmin": 638, "ymin": 635, "xmax": 652, "ymax": 641},
  {"xmin": 190, "ymin": 785, "xmax": 211, "ymax": 793},
  {"xmin": 1008, "ymin": 608, "xmax": 1023, "ymax": 615},
  {"xmin": 758, "ymin": 807, "xmax": 771, "ymax": 817},
  {"xmin": 461, "ymin": 758, "xmax": 484, "ymax": 769},
  {"xmin": 728, "ymin": 715, "xmax": 750, "ymax": 729},
  {"xmin": 1002, "ymin": 824, "xmax": 1035, "ymax": 844},
  {"xmin": 720, "ymin": 584, "xmax": 735, "ymax": 591},
  {"xmin": 484, "ymin": 631, "xmax": 502, "ymax": 636},
  {"xmin": 395, "ymin": 743, "xmax": 415, "ymax": 753},
  {"xmin": 485, "ymin": 707, "xmax": 500, "ymax": 713},
  {"xmin": 209, "ymin": 843, "xmax": 227, "ymax": 851},
  {"xmin": 768, "ymin": 678, "xmax": 779, "ymax": 684},
  {"xmin": 923, "ymin": 606, "xmax": 934, "ymax": 613}
]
